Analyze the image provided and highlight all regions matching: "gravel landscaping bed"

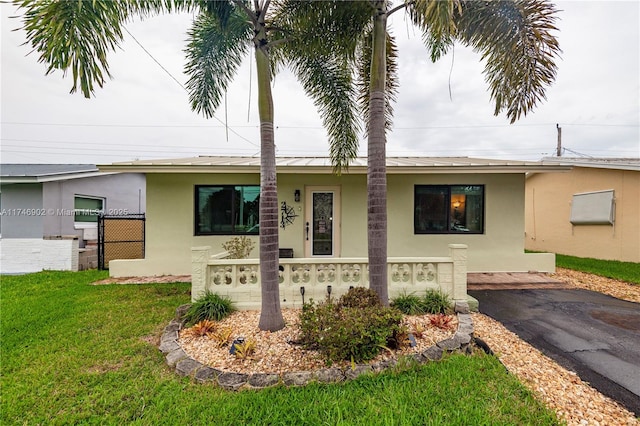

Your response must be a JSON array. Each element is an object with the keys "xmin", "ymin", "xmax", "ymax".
[{"xmin": 177, "ymin": 309, "xmax": 459, "ymax": 375}]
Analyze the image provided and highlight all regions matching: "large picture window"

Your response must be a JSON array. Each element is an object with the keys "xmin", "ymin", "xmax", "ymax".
[
  {"xmin": 195, "ymin": 185, "xmax": 260, "ymax": 235},
  {"xmin": 414, "ymin": 185, "xmax": 484, "ymax": 234}
]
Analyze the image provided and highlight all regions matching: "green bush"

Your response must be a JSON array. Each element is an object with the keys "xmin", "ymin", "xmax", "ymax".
[
  {"xmin": 391, "ymin": 292, "xmax": 425, "ymax": 315},
  {"xmin": 391, "ymin": 289, "xmax": 451, "ymax": 315},
  {"xmin": 184, "ymin": 291, "xmax": 236, "ymax": 326},
  {"xmin": 338, "ymin": 286, "xmax": 381, "ymax": 308},
  {"xmin": 422, "ymin": 289, "xmax": 451, "ymax": 314},
  {"xmin": 299, "ymin": 294, "xmax": 404, "ymax": 364}
]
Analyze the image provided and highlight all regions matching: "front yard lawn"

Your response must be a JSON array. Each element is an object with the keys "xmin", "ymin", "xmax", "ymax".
[{"xmin": 1, "ymin": 271, "xmax": 559, "ymax": 425}]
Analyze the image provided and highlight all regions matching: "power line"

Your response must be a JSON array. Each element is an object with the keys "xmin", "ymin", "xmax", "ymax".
[
  {"xmin": 1, "ymin": 122, "xmax": 257, "ymax": 129},
  {"xmin": 122, "ymin": 25, "xmax": 259, "ymax": 148},
  {"xmin": 4, "ymin": 120, "xmax": 637, "ymax": 131}
]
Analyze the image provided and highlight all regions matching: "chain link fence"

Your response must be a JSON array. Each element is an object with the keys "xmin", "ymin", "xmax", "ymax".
[{"xmin": 98, "ymin": 214, "xmax": 145, "ymax": 270}]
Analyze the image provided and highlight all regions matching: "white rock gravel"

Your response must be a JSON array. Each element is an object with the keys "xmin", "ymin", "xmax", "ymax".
[{"xmin": 178, "ymin": 309, "xmax": 457, "ymax": 375}]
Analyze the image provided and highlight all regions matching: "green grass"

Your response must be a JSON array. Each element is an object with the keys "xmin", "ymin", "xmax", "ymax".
[
  {"xmin": 1, "ymin": 271, "xmax": 560, "ymax": 425},
  {"xmin": 555, "ymin": 253, "xmax": 640, "ymax": 285}
]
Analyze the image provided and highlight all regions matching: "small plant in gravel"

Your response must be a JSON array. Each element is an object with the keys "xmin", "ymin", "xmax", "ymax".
[
  {"xmin": 299, "ymin": 288, "xmax": 404, "ymax": 364},
  {"xmin": 391, "ymin": 292, "xmax": 426, "ymax": 315},
  {"xmin": 421, "ymin": 289, "xmax": 452, "ymax": 314},
  {"xmin": 411, "ymin": 321, "xmax": 426, "ymax": 338},
  {"xmin": 184, "ymin": 291, "xmax": 236, "ymax": 326},
  {"xmin": 391, "ymin": 290, "xmax": 451, "ymax": 315},
  {"xmin": 210, "ymin": 327, "xmax": 233, "ymax": 348},
  {"xmin": 184, "ymin": 319, "xmax": 217, "ymax": 338},
  {"xmin": 429, "ymin": 313, "xmax": 455, "ymax": 330},
  {"xmin": 233, "ymin": 339, "xmax": 257, "ymax": 360}
]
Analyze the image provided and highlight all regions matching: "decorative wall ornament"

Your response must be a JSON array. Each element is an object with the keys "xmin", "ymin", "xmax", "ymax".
[
  {"xmin": 317, "ymin": 264, "xmax": 336, "ymax": 283},
  {"xmin": 341, "ymin": 264, "xmax": 362, "ymax": 283},
  {"xmin": 280, "ymin": 201, "xmax": 298, "ymax": 229},
  {"xmin": 238, "ymin": 265, "xmax": 258, "ymax": 285},
  {"xmin": 291, "ymin": 264, "xmax": 311, "ymax": 284}
]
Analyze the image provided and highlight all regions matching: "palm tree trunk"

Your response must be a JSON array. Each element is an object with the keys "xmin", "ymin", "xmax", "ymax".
[
  {"xmin": 255, "ymin": 44, "xmax": 285, "ymax": 331},
  {"xmin": 367, "ymin": 4, "xmax": 389, "ymax": 305}
]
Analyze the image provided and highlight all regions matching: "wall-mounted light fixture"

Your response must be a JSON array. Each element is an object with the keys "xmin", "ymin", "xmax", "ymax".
[
  {"xmin": 453, "ymin": 200, "xmax": 461, "ymax": 209},
  {"xmin": 294, "ymin": 189, "xmax": 301, "ymax": 203}
]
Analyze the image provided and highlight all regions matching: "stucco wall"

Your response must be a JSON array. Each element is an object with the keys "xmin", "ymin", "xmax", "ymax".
[
  {"xmin": 0, "ymin": 183, "xmax": 44, "ymax": 238},
  {"xmin": 110, "ymin": 171, "xmax": 551, "ymax": 277},
  {"xmin": 525, "ymin": 167, "xmax": 640, "ymax": 262},
  {"xmin": 42, "ymin": 173, "xmax": 146, "ymax": 240}
]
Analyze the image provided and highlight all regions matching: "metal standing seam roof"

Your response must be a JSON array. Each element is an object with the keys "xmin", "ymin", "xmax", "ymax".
[
  {"xmin": 98, "ymin": 156, "xmax": 572, "ymax": 174},
  {"xmin": 541, "ymin": 157, "xmax": 640, "ymax": 171},
  {"xmin": 0, "ymin": 164, "xmax": 106, "ymax": 183}
]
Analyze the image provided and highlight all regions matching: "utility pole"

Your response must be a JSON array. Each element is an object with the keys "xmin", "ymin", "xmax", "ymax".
[{"xmin": 556, "ymin": 123, "xmax": 562, "ymax": 157}]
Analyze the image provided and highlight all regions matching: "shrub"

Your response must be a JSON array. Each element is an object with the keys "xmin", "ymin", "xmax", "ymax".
[
  {"xmin": 183, "ymin": 319, "xmax": 217, "ymax": 338},
  {"xmin": 422, "ymin": 289, "xmax": 451, "ymax": 314},
  {"xmin": 184, "ymin": 291, "xmax": 236, "ymax": 326},
  {"xmin": 233, "ymin": 339, "xmax": 257, "ymax": 360},
  {"xmin": 391, "ymin": 292, "xmax": 426, "ymax": 315},
  {"xmin": 338, "ymin": 286, "xmax": 381, "ymax": 308},
  {"xmin": 429, "ymin": 313, "xmax": 455, "ymax": 330},
  {"xmin": 298, "ymin": 297, "xmax": 404, "ymax": 364},
  {"xmin": 222, "ymin": 236, "xmax": 255, "ymax": 259},
  {"xmin": 210, "ymin": 327, "xmax": 233, "ymax": 348}
]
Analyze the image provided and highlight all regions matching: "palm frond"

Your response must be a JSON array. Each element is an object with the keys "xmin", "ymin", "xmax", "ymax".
[
  {"xmin": 356, "ymin": 30, "xmax": 399, "ymax": 135},
  {"xmin": 287, "ymin": 54, "xmax": 362, "ymax": 173},
  {"xmin": 271, "ymin": 0, "xmax": 373, "ymax": 60},
  {"xmin": 184, "ymin": 9, "xmax": 252, "ymax": 118},
  {"xmin": 16, "ymin": 0, "xmax": 133, "ymax": 97},
  {"xmin": 455, "ymin": 0, "xmax": 561, "ymax": 123},
  {"xmin": 411, "ymin": 0, "xmax": 461, "ymax": 61}
]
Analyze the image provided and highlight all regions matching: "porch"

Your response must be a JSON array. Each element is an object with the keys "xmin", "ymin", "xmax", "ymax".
[{"xmin": 191, "ymin": 244, "xmax": 468, "ymax": 310}]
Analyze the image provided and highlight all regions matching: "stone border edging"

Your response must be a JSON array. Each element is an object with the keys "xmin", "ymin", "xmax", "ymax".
[{"xmin": 159, "ymin": 300, "xmax": 475, "ymax": 390}]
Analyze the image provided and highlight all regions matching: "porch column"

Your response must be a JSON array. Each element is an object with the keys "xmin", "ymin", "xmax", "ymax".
[
  {"xmin": 191, "ymin": 246, "xmax": 211, "ymax": 302},
  {"xmin": 448, "ymin": 244, "xmax": 468, "ymax": 301}
]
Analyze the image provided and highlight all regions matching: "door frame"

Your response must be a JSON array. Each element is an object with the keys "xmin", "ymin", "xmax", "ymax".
[{"xmin": 304, "ymin": 186, "xmax": 341, "ymax": 257}]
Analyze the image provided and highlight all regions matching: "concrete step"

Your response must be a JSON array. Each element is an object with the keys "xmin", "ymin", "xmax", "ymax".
[{"xmin": 467, "ymin": 272, "xmax": 570, "ymax": 290}]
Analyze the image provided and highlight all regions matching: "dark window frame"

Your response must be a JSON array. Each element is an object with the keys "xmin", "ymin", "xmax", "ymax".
[
  {"xmin": 414, "ymin": 184, "xmax": 485, "ymax": 235},
  {"xmin": 194, "ymin": 184, "xmax": 260, "ymax": 236}
]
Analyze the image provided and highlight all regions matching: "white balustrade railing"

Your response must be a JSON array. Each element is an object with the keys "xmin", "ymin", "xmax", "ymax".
[{"xmin": 191, "ymin": 244, "xmax": 467, "ymax": 310}]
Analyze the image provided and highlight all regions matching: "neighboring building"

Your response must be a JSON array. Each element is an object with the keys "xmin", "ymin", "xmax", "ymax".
[
  {"xmin": 99, "ymin": 156, "xmax": 570, "ymax": 280},
  {"xmin": 525, "ymin": 157, "xmax": 640, "ymax": 263},
  {"xmin": 0, "ymin": 164, "xmax": 146, "ymax": 273}
]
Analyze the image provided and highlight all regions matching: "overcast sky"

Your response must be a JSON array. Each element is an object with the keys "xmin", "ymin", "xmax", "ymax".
[{"xmin": 1, "ymin": 1, "xmax": 639, "ymax": 165}]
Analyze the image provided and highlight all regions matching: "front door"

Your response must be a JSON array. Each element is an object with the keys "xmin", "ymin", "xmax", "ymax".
[{"xmin": 305, "ymin": 186, "xmax": 341, "ymax": 257}]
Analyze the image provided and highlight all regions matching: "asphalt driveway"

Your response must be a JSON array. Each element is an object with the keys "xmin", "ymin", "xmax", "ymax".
[{"xmin": 469, "ymin": 288, "xmax": 640, "ymax": 416}]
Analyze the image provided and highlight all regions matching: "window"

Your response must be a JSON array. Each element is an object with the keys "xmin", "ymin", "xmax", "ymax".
[
  {"xmin": 414, "ymin": 185, "xmax": 484, "ymax": 234},
  {"xmin": 195, "ymin": 185, "xmax": 260, "ymax": 235},
  {"xmin": 74, "ymin": 196, "xmax": 104, "ymax": 223}
]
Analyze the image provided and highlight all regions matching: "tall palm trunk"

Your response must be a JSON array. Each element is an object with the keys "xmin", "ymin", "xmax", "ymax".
[
  {"xmin": 367, "ymin": 3, "xmax": 389, "ymax": 305},
  {"xmin": 255, "ymin": 43, "xmax": 284, "ymax": 331}
]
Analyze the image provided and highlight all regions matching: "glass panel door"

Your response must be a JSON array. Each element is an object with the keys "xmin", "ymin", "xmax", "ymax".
[{"xmin": 312, "ymin": 192, "xmax": 334, "ymax": 256}]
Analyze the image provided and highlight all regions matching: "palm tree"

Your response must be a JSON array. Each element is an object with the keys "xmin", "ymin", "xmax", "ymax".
[
  {"xmin": 324, "ymin": 0, "xmax": 560, "ymax": 305},
  {"xmin": 14, "ymin": 0, "xmax": 362, "ymax": 331}
]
